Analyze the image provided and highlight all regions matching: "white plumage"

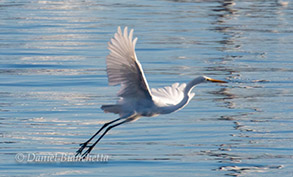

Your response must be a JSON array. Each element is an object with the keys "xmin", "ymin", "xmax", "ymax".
[
  {"xmin": 106, "ymin": 27, "xmax": 151, "ymax": 100},
  {"xmin": 151, "ymin": 83, "xmax": 188, "ymax": 107},
  {"xmin": 76, "ymin": 27, "xmax": 227, "ymax": 158}
]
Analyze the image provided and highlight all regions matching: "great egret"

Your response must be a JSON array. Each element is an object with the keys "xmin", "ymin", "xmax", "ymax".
[{"xmin": 76, "ymin": 27, "xmax": 227, "ymax": 158}]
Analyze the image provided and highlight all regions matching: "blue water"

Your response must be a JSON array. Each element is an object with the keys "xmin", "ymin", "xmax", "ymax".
[{"xmin": 1, "ymin": 0, "xmax": 292, "ymax": 176}]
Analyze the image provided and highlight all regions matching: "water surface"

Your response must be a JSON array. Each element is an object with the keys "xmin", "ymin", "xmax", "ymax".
[{"xmin": 1, "ymin": 0, "xmax": 292, "ymax": 176}]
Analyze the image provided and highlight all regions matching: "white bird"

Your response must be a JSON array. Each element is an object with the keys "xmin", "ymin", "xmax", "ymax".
[{"xmin": 76, "ymin": 27, "xmax": 227, "ymax": 158}]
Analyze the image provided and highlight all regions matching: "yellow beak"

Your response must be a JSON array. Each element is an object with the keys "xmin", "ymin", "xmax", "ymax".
[{"xmin": 206, "ymin": 78, "xmax": 227, "ymax": 83}]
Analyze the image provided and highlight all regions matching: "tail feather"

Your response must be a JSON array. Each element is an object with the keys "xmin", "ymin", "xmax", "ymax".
[{"xmin": 101, "ymin": 104, "xmax": 122, "ymax": 114}]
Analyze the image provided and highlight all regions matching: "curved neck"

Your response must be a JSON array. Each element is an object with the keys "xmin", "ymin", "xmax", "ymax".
[
  {"xmin": 159, "ymin": 76, "xmax": 206, "ymax": 114},
  {"xmin": 184, "ymin": 76, "xmax": 206, "ymax": 96}
]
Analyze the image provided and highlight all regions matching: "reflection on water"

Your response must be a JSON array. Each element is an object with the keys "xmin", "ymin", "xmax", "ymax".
[
  {"xmin": 209, "ymin": 1, "xmax": 292, "ymax": 176},
  {"xmin": 1, "ymin": 0, "xmax": 293, "ymax": 176}
]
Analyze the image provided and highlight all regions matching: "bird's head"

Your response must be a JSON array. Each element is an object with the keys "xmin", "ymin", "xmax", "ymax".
[
  {"xmin": 202, "ymin": 76, "xmax": 227, "ymax": 83},
  {"xmin": 185, "ymin": 76, "xmax": 227, "ymax": 95}
]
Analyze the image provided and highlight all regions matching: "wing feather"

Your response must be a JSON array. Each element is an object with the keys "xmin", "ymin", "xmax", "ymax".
[
  {"xmin": 106, "ymin": 27, "xmax": 152, "ymax": 100},
  {"xmin": 151, "ymin": 83, "xmax": 187, "ymax": 106}
]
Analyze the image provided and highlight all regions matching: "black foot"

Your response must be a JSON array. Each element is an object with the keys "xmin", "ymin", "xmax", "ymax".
[
  {"xmin": 75, "ymin": 142, "xmax": 89, "ymax": 157},
  {"xmin": 81, "ymin": 146, "xmax": 93, "ymax": 159}
]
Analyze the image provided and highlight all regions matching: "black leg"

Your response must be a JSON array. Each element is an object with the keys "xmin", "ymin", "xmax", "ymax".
[
  {"xmin": 81, "ymin": 119, "xmax": 130, "ymax": 158},
  {"xmin": 75, "ymin": 117, "xmax": 121, "ymax": 156}
]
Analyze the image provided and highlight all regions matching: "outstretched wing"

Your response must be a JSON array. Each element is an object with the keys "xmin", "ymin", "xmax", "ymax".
[
  {"xmin": 106, "ymin": 26, "xmax": 152, "ymax": 100},
  {"xmin": 151, "ymin": 83, "xmax": 189, "ymax": 106}
]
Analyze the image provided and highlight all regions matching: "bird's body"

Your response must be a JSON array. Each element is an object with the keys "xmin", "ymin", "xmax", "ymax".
[
  {"xmin": 76, "ymin": 27, "xmax": 227, "ymax": 158},
  {"xmin": 102, "ymin": 77, "xmax": 204, "ymax": 117}
]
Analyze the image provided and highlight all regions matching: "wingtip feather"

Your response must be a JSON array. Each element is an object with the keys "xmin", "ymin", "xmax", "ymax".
[
  {"xmin": 117, "ymin": 26, "xmax": 122, "ymax": 35},
  {"xmin": 123, "ymin": 26, "xmax": 128, "ymax": 37}
]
